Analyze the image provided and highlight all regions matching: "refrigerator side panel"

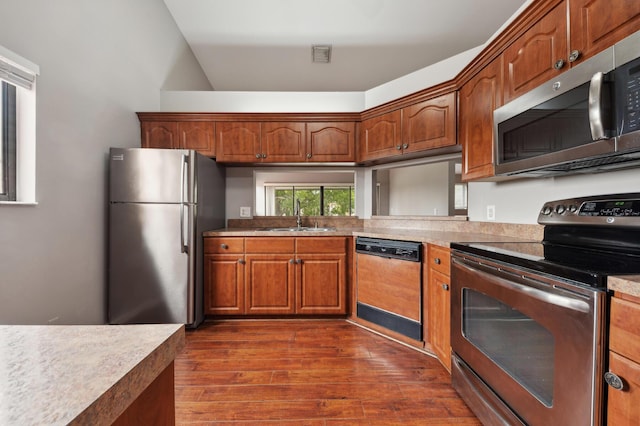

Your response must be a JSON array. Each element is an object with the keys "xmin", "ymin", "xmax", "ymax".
[
  {"xmin": 108, "ymin": 202, "xmax": 189, "ymax": 324},
  {"xmin": 109, "ymin": 147, "xmax": 188, "ymax": 203}
]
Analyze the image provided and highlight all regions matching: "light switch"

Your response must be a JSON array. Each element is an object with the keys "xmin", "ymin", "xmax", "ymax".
[{"xmin": 240, "ymin": 206, "xmax": 252, "ymax": 217}]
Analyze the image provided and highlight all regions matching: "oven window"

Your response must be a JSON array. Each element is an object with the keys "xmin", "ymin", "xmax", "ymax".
[{"xmin": 462, "ymin": 289, "xmax": 555, "ymax": 407}]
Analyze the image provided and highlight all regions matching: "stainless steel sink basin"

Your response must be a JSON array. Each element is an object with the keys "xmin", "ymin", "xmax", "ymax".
[{"xmin": 263, "ymin": 226, "xmax": 336, "ymax": 232}]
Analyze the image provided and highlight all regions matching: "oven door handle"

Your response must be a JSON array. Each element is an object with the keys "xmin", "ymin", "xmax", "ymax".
[{"xmin": 452, "ymin": 257, "xmax": 592, "ymax": 313}]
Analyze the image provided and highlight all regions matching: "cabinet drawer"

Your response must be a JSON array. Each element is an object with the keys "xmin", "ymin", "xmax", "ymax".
[
  {"xmin": 204, "ymin": 237, "xmax": 244, "ymax": 254},
  {"xmin": 296, "ymin": 237, "xmax": 347, "ymax": 254},
  {"xmin": 428, "ymin": 244, "xmax": 451, "ymax": 276},
  {"xmin": 245, "ymin": 237, "xmax": 295, "ymax": 253},
  {"xmin": 610, "ymin": 297, "xmax": 640, "ymax": 361}
]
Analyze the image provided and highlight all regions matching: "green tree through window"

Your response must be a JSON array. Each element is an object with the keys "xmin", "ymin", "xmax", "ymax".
[{"xmin": 271, "ymin": 185, "xmax": 354, "ymax": 216}]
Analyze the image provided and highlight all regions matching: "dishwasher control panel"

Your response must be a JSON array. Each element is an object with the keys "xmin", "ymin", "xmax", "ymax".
[{"xmin": 355, "ymin": 237, "xmax": 422, "ymax": 262}]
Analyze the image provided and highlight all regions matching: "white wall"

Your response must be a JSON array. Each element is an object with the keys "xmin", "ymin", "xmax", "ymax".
[
  {"xmin": 388, "ymin": 162, "xmax": 452, "ymax": 216},
  {"xmin": 468, "ymin": 167, "xmax": 640, "ymax": 224},
  {"xmin": 0, "ymin": 0, "xmax": 210, "ymax": 324}
]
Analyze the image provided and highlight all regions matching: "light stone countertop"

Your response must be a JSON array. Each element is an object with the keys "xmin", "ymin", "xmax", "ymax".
[
  {"xmin": 609, "ymin": 275, "xmax": 640, "ymax": 299},
  {"xmin": 203, "ymin": 227, "xmax": 539, "ymax": 246},
  {"xmin": 0, "ymin": 323, "xmax": 184, "ymax": 426}
]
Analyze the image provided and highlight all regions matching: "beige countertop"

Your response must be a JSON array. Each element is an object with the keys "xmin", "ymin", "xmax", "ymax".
[
  {"xmin": 0, "ymin": 323, "xmax": 184, "ymax": 426},
  {"xmin": 609, "ymin": 275, "xmax": 640, "ymax": 299},
  {"xmin": 203, "ymin": 227, "xmax": 538, "ymax": 246}
]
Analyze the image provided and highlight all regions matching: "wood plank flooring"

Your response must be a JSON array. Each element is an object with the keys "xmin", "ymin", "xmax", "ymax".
[{"xmin": 174, "ymin": 319, "xmax": 480, "ymax": 425}]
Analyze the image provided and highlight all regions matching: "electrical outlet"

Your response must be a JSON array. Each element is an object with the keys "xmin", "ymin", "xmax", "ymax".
[
  {"xmin": 240, "ymin": 206, "xmax": 251, "ymax": 218},
  {"xmin": 486, "ymin": 205, "xmax": 496, "ymax": 221}
]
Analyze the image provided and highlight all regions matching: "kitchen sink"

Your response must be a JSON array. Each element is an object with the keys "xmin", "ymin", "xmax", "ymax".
[{"xmin": 263, "ymin": 226, "xmax": 336, "ymax": 232}]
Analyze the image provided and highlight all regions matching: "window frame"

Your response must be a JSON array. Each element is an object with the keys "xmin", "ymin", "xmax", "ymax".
[
  {"xmin": 0, "ymin": 81, "xmax": 17, "ymax": 201},
  {"xmin": 265, "ymin": 184, "xmax": 355, "ymax": 217}
]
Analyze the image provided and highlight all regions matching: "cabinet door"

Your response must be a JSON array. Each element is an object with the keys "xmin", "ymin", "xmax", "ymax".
[
  {"xmin": 428, "ymin": 268, "xmax": 451, "ymax": 372},
  {"xmin": 607, "ymin": 351, "xmax": 640, "ymax": 425},
  {"xmin": 358, "ymin": 110, "xmax": 402, "ymax": 162},
  {"xmin": 178, "ymin": 122, "xmax": 215, "ymax": 157},
  {"xmin": 306, "ymin": 122, "xmax": 355, "ymax": 162},
  {"xmin": 460, "ymin": 57, "xmax": 503, "ymax": 181},
  {"xmin": 503, "ymin": 1, "xmax": 568, "ymax": 103},
  {"xmin": 570, "ymin": 0, "xmax": 640, "ymax": 67},
  {"xmin": 216, "ymin": 122, "xmax": 262, "ymax": 162},
  {"xmin": 402, "ymin": 92, "xmax": 457, "ymax": 153},
  {"xmin": 203, "ymin": 254, "xmax": 245, "ymax": 315},
  {"xmin": 245, "ymin": 254, "xmax": 296, "ymax": 314},
  {"xmin": 261, "ymin": 122, "xmax": 306, "ymax": 162},
  {"xmin": 296, "ymin": 253, "xmax": 347, "ymax": 315},
  {"xmin": 141, "ymin": 121, "xmax": 178, "ymax": 149}
]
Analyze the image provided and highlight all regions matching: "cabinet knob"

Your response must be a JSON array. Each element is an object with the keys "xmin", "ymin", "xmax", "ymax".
[
  {"xmin": 434, "ymin": 258, "xmax": 441, "ymax": 265},
  {"xmin": 402, "ymin": 143, "xmax": 408, "ymax": 150},
  {"xmin": 238, "ymin": 259, "xmax": 246, "ymax": 265},
  {"xmin": 262, "ymin": 153, "xmax": 267, "ymax": 159},
  {"xmin": 554, "ymin": 59, "xmax": 565, "ymax": 70},
  {"xmin": 255, "ymin": 153, "xmax": 261, "ymax": 159},
  {"xmin": 396, "ymin": 145, "xmax": 402, "ymax": 150},
  {"xmin": 442, "ymin": 284, "xmax": 450, "ymax": 291},
  {"xmin": 289, "ymin": 259, "xmax": 295, "ymax": 264},
  {"xmin": 604, "ymin": 372, "xmax": 625, "ymax": 391},
  {"xmin": 297, "ymin": 259, "xmax": 303, "ymax": 264},
  {"xmin": 568, "ymin": 50, "xmax": 581, "ymax": 63},
  {"xmin": 220, "ymin": 244, "xmax": 229, "ymax": 249},
  {"xmin": 306, "ymin": 153, "xmax": 312, "ymax": 159}
]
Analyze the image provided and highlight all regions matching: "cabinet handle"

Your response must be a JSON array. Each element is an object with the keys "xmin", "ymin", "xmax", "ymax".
[
  {"xmin": 442, "ymin": 284, "xmax": 450, "ymax": 291},
  {"xmin": 289, "ymin": 259, "xmax": 295, "ymax": 264},
  {"xmin": 220, "ymin": 244, "xmax": 229, "ymax": 250},
  {"xmin": 261, "ymin": 153, "xmax": 267, "ymax": 159},
  {"xmin": 396, "ymin": 145, "xmax": 402, "ymax": 150},
  {"xmin": 297, "ymin": 259, "xmax": 303, "ymax": 264},
  {"xmin": 554, "ymin": 59, "xmax": 565, "ymax": 70},
  {"xmin": 604, "ymin": 372, "xmax": 625, "ymax": 391},
  {"xmin": 434, "ymin": 258, "xmax": 441, "ymax": 265},
  {"xmin": 402, "ymin": 143, "xmax": 408, "ymax": 149},
  {"xmin": 306, "ymin": 153, "xmax": 312, "ymax": 159},
  {"xmin": 568, "ymin": 50, "xmax": 581, "ymax": 63},
  {"xmin": 238, "ymin": 259, "xmax": 246, "ymax": 265},
  {"xmin": 255, "ymin": 153, "xmax": 261, "ymax": 159}
]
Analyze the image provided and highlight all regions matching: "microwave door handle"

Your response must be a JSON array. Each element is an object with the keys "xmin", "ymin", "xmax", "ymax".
[{"xmin": 588, "ymin": 72, "xmax": 607, "ymax": 140}]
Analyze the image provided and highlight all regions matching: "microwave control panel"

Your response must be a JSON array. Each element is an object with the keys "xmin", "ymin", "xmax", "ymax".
[{"xmin": 616, "ymin": 58, "xmax": 640, "ymax": 134}]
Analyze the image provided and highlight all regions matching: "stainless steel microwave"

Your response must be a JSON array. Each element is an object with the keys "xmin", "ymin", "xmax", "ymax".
[{"xmin": 493, "ymin": 30, "xmax": 640, "ymax": 177}]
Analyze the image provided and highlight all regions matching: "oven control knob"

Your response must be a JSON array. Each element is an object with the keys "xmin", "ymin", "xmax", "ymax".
[
  {"xmin": 555, "ymin": 205, "xmax": 566, "ymax": 214},
  {"xmin": 568, "ymin": 204, "xmax": 578, "ymax": 213},
  {"xmin": 604, "ymin": 372, "xmax": 625, "ymax": 391},
  {"xmin": 541, "ymin": 206, "xmax": 553, "ymax": 215}
]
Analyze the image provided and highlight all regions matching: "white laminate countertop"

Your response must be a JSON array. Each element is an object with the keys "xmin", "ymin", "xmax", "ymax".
[{"xmin": 0, "ymin": 323, "xmax": 184, "ymax": 426}]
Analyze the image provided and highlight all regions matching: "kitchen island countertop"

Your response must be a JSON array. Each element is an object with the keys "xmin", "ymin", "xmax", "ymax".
[{"xmin": 0, "ymin": 323, "xmax": 184, "ymax": 426}]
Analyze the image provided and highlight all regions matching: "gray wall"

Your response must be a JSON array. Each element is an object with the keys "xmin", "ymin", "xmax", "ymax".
[{"xmin": 0, "ymin": 0, "xmax": 211, "ymax": 324}]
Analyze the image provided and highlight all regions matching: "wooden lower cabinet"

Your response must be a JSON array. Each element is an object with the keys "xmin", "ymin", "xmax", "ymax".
[
  {"xmin": 204, "ymin": 236, "xmax": 348, "ymax": 316},
  {"xmin": 425, "ymin": 244, "xmax": 452, "ymax": 372},
  {"xmin": 606, "ymin": 294, "xmax": 640, "ymax": 424}
]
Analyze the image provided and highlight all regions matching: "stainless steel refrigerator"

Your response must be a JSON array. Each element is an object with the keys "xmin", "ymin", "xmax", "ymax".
[{"xmin": 108, "ymin": 147, "xmax": 225, "ymax": 327}]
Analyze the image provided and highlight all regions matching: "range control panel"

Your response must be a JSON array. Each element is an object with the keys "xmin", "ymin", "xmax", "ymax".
[{"xmin": 538, "ymin": 193, "xmax": 640, "ymax": 226}]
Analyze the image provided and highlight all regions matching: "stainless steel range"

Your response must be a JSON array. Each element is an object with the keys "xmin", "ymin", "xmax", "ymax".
[{"xmin": 450, "ymin": 193, "xmax": 640, "ymax": 426}]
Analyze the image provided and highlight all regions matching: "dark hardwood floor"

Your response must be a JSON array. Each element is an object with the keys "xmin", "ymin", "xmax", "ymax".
[{"xmin": 174, "ymin": 319, "xmax": 480, "ymax": 425}]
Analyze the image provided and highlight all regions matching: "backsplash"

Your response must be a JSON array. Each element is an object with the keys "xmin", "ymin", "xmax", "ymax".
[{"xmin": 227, "ymin": 216, "xmax": 364, "ymax": 229}]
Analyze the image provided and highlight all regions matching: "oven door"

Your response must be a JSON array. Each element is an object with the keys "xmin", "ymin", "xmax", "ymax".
[{"xmin": 450, "ymin": 252, "xmax": 607, "ymax": 426}]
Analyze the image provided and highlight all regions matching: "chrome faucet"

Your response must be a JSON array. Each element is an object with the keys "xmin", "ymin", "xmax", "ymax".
[{"xmin": 295, "ymin": 199, "xmax": 302, "ymax": 228}]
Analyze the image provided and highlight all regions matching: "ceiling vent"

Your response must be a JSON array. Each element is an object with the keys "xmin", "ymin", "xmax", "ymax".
[{"xmin": 312, "ymin": 45, "xmax": 332, "ymax": 63}]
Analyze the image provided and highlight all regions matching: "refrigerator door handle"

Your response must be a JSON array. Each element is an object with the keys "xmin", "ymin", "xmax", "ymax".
[{"xmin": 180, "ymin": 154, "xmax": 189, "ymax": 254}]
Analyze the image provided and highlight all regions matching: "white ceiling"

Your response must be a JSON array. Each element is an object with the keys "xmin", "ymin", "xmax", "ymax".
[{"xmin": 164, "ymin": 0, "xmax": 529, "ymax": 92}]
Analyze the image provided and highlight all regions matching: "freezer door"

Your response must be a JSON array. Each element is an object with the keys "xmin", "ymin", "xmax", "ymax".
[
  {"xmin": 109, "ymin": 148, "xmax": 193, "ymax": 203},
  {"xmin": 108, "ymin": 202, "xmax": 193, "ymax": 324}
]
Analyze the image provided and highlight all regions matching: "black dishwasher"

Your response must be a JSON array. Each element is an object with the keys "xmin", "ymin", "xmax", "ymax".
[{"xmin": 355, "ymin": 237, "xmax": 423, "ymax": 340}]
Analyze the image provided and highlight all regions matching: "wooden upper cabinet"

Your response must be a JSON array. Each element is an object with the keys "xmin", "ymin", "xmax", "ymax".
[
  {"xmin": 503, "ymin": 1, "xmax": 568, "ymax": 103},
  {"xmin": 141, "ymin": 122, "xmax": 179, "ymax": 149},
  {"xmin": 216, "ymin": 122, "xmax": 262, "ymax": 162},
  {"xmin": 401, "ymin": 92, "xmax": 457, "ymax": 153},
  {"xmin": 178, "ymin": 121, "xmax": 215, "ymax": 156},
  {"xmin": 306, "ymin": 122, "xmax": 356, "ymax": 162},
  {"xmin": 359, "ymin": 110, "xmax": 402, "ymax": 162},
  {"xmin": 460, "ymin": 57, "xmax": 503, "ymax": 181},
  {"xmin": 570, "ymin": 0, "xmax": 640, "ymax": 67},
  {"xmin": 141, "ymin": 121, "xmax": 215, "ymax": 156},
  {"xmin": 261, "ymin": 122, "xmax": 307, "ymax": 162}
]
